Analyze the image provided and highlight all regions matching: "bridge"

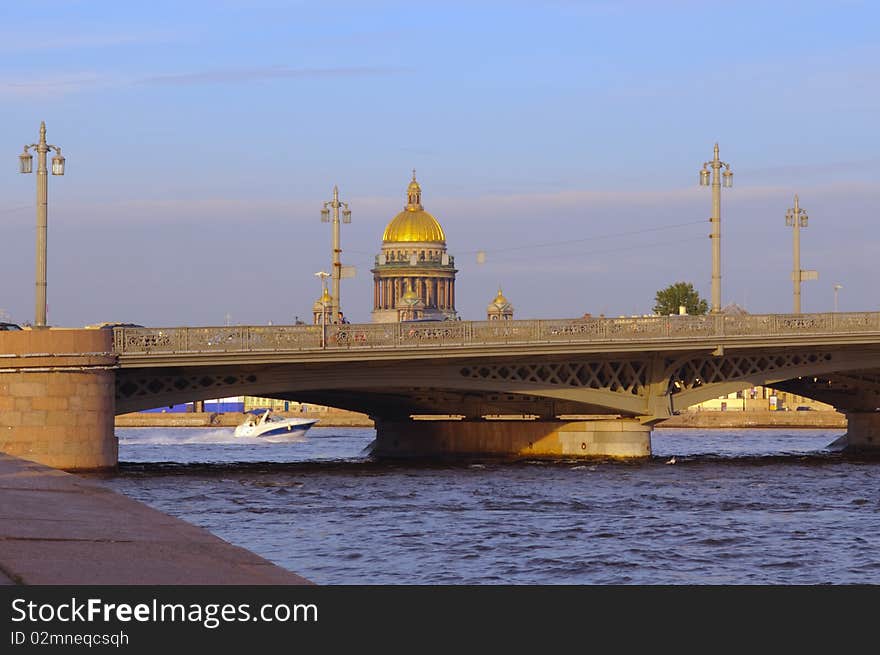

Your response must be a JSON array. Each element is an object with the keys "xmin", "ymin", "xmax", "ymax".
[{"xmin": 4, "ymin": 312, "xmax": 880, "ymax": 470}]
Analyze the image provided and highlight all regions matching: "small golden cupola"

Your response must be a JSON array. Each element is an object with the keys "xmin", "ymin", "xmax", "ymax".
[
  {"xmin": 371, "ymin": 172, "xmax": 458, "ymax": 323},
  {"xmin": 312, "ymin": 287, "xmax": 334, "ymax": 325},
  {"xmin": 487, "ymin": 287, "xmax": 514, "ymax": 320}
]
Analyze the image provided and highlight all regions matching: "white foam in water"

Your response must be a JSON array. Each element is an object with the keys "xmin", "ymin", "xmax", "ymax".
[{"xmin": 116, "ymin": 427, "xmax": 297, "ymax": 446}]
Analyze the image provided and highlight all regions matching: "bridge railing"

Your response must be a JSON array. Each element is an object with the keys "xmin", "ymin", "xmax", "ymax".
[{"xmin": 113, "ymin": 312, "xmax": 880, "ymax": 355}]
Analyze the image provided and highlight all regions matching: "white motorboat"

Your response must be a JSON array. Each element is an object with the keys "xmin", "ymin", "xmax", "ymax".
[{"xmin": 234, "ymin": 409, "xmax": 319, "ymax": 440}]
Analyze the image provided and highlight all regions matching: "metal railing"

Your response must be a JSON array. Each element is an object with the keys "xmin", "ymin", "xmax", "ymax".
[{"xmin": 112, "ymin": 312, "xmax": 880, "ymax": 356}]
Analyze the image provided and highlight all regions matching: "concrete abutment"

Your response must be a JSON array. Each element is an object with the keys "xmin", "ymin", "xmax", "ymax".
[
  {"xmin": 0, "ymin": 329, "xmax": 117, "ymax": 471},
  {"xmin": 372, "ymin": 418, "xmax": 652, "ymax": 459}
]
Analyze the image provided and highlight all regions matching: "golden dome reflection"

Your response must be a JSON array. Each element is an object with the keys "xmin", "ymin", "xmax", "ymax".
[{"xmin": 382, "ymin": 171, "xmax": 447, "ymax": 244}]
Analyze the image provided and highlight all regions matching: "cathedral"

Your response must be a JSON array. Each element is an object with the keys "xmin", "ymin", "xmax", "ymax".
[
  {"xmin": 371, "ymin": 172, "xmax": 458, "ymax": 322},
  {"xmin": 312, "ymin": 172, "xmax": 515, "ymax": 324}
]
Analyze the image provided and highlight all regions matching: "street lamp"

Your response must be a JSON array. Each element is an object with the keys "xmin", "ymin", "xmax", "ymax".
[
  {"xmin": 699, "ymin": 143, "xmax": 732, "ymax": 314},
  {"xmin": 785, "ymin": 194, "xmax": 817, "ymax": 314},
  {"xmin": 321, "ymin": 186, "xmax": 351, "ymax": 323},
  {"xmin": 833, "ymin": 284, "xmax": 843, "ymax": 313},
  {"xmin": 314, "ymin": 271, "xmax": 330, "ymax": 348},
  {"xmin": 18, "ymin": 121, "xmax": 65, "ymax": 328}
]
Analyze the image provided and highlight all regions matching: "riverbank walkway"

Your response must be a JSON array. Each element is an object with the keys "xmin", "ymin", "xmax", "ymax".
[{"xmin": 0, "ymin": 454, "xmax": 311, "ymax": 585}]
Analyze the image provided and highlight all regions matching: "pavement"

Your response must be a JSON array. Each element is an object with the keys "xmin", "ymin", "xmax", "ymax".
[{"xmin": 0, "ymin": 454, "xmax": 312, "ymax": 585}]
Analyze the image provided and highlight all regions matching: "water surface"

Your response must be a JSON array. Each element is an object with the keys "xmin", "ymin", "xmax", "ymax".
[{"xmin": 99, "ymin": 426, "xmax": 880, "ymax": 584}]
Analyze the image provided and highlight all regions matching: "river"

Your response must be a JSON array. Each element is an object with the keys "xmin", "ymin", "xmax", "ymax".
[{"xmin": 96, "ymin": 425, "xmax": 880, "ymax": 584}]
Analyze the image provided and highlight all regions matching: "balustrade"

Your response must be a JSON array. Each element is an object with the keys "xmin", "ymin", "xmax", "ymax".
[{"xmin": 113, "ymin": 312, "xmax": 880, "ymax": 355}]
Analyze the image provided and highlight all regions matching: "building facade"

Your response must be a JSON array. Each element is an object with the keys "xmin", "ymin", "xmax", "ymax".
[{"xmin": 371, "ymin": 173, "xmax": 458, "ymax": 323}]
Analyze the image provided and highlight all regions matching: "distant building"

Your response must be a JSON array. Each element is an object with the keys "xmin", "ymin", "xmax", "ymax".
[
  {"xmin": 487, "ymin": 288, "xmax": 514, "ymax": 320},
  {"xmin": 688, "ymin": 385, "xmax": 835, "ymax": 412},
  {"xmin": 371, "ymin": 172, "xmax": 458, "ymax": 322},
  {"xmin": 312, "ymin": 287, "xmax": 333, "ymax": 325}
]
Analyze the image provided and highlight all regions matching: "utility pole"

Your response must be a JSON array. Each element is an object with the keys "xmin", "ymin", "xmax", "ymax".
[
  {"xmin": 321, "ymin": 186, "xmax": 351, "ymax": 322},
  {"xmin": 785, "ymin": 194, "xmax": 817, "ymax": 313},
  {"xmin": 699, "ymin": 143, "xmax": 733, "ymax": 314}
]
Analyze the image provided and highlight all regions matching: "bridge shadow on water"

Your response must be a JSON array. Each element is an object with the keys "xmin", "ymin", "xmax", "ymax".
[{"xmin": 104, "ymin": 449, "xmax": 880, "ymax": 479}]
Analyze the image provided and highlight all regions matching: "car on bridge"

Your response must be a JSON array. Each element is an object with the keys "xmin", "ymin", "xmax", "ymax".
[{"xmin": 0, "ymin": 322, "xmax": 22, "ymax": 330}]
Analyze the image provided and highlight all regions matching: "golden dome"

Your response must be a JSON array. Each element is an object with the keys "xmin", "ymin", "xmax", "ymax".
[
  {"xmin": 382, "ymin": 171, "xmax": 446, "ymax": 244},
  {"xmin": 383, "ymin": 209, "xmax": 446, "ymax": 243},
  {"xmin": 488, "ymin": 287, "xmax": 512, "ymax": 311},
  {"xmin": 312, "ymin": 287, "xmax": 332, "ymax": 311}
]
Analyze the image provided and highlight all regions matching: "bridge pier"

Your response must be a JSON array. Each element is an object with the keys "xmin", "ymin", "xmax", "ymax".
[
  {"xmin": 372, "ymin": 418, "xmax": 652, "ymax": 459},
  {"xmin": 0, "ymin": 329, "xmax": 117, "ymax": 471},
  {"xmin": 836, "ymin": 412, "xmax": 880, "ymax": 452}
]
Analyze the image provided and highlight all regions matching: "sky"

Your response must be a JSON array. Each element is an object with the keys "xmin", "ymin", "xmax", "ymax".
[{"xmin": 1, "ymin": 0, "xmax": 878, "ymax": 327}]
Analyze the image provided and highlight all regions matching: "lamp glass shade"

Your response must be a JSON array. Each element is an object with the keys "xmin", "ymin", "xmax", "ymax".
[
  {"xmin": 699, "ymin": 169, "xmax": 710, "ymax": 186},
  {"xmin": 342, "ymin": 208, "xmax": 351, "ymax": 224},
  {"xmin": 321, "ymin": 208, "xmax": 330, "ymax": 222},
  {"xmin": 723, "ymin": 170, "xmax": 732, "ymax": 188},
  {"xmin": 51, "ymin": 154, "xmax": 65, "ymax": 176},
  {"xmin": 19, "ymin": 151, "xmax": 33, "ymax": 174}
]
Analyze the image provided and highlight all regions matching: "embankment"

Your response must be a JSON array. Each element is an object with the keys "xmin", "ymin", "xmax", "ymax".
[
  {"xmin": 115, "ymin": 409, "xmax": 847, "ymax": 430},
  {"xmin": 0, "ymin": 453, "xmax": 312, "ymax": 584},
  {"xmin": 115, "ymin": 409, "xmax": 373, "ymax": 428},
  {"xmin": 656, "ymin": 410, "xmax": 846, "ymax": 429}
]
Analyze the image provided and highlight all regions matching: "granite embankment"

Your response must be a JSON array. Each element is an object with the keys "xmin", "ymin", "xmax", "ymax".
[
  {"xmin": 115, "ymin": 409, "xmax": 848, "ymax": 430},
  {"xmin": 0, "ymin": 453, "xmax": 312, "ymax": 584},
  {"xmin": 656, "ymin": 409, "xmax": 846, "ymax": 429},
  {"xmin": 115, "ymin": 409, "xmax": 372, "ymax": 428}
]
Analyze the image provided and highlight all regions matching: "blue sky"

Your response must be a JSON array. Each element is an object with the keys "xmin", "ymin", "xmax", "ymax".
[{"xmin": 1, "ymin": 0, "xmax": 878, "ymax": 326}]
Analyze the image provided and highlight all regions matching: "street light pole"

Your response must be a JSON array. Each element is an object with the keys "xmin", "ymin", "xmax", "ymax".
[
  {"xmin": 699, "ymin": 143, "xmax": 733, "ymax": 314},
  {"xmin": 321, "ymin": 186, "xmax": 351, "ymax": 323},
  {"xmin": 785, "ymin": 195, "xmax": 817, "ymax": 314},
  {"xmin": 18, "ymin": 121, "xmax": 65, "ymax": 328},
  {"xmin": 834, "ymin": 284, "xmax": 843, "ymax": 313}
]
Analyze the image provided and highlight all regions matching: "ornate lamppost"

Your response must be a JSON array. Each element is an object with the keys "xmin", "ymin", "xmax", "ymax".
[
  {"xmin": 785, "ymin": 194, "xmax": 817, "ymax": 314},
  {"xmin": 18, "ymin": 121, "xmax": 65, "ymax": 327},
  {"xmin": 699, "ymin": 143, "xmax": 732, "ymax": 314},
  {"xmin": 321, "ymin": 186, "xmax": 351, "ymax": 322}
]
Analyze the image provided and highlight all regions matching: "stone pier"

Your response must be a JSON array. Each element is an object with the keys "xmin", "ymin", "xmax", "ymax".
[
  {"xmin": 0, "ymin": 329, "xmax": 117, "ymax": 471},
  {"xmin": 835, "ymin": 411, "xmax": 880, "ymax": 451},
  {"xmin": 372, "ymin": 418, "xmax": 652, "ymax": 459}
]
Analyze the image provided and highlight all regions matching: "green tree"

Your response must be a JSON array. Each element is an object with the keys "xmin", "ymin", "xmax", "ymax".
[{"xmin": 653, "ymin": 281, "xmax": 708, "ymax": 316}]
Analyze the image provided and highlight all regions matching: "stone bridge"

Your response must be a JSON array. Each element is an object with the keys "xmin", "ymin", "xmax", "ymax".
[
  {"xmin": 111, "ymin": 312, "xmax": 880, "ymax": 461},
  {"xmin": 3, "ymin": 313, "xmax": 879, "ymax": 469}
]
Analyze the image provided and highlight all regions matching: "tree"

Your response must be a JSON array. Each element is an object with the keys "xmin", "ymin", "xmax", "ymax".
[{"xmin": 653, "ymin": 281, "xmax": 708, "ymax": 316}]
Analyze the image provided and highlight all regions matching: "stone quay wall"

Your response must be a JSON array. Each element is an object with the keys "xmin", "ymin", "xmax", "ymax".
[{"xmin": 0, "ymin": 329, "xmax": 117, "ymax": 471}]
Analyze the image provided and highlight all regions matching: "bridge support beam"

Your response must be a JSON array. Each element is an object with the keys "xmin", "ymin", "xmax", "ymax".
[
  {"xmin": 836, "ymin": 412, "xmax": 880, "ymax": 452},
  {"xmin": 372, "ymin": 418, "xmax": 651, "ymax": 459},
  {"xmin": 0, "ymin": 329, "xmax": 117, "ymax": 471}
]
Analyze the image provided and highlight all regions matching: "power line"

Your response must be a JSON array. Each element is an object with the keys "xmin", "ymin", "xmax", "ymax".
[
  {"xmin": 478, "ymin": 234, "xmax": 707, "ymax": 264},
  {"xmin": 0, "ymin": 205, "xmax": 30, "ymax": 215},
  {"xmin": 459, "ymin": 219, "xmax": 705, "ymax": 255},
  {"xmin": 344, "ymin": 218, "xmax": 705, "ymax": 258}
]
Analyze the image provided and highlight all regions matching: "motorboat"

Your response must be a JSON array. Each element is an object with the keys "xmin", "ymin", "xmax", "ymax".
[{"xmin": 233, "ymin": 409, "xmax": 319, "ymax": 440}]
